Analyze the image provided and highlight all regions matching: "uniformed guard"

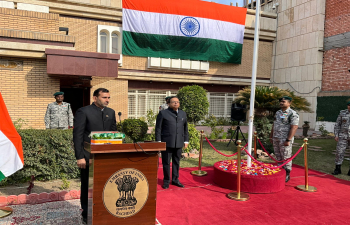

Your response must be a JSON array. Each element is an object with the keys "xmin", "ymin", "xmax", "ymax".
[
  {"xmin": 44, "ymin": 92, "xmax": 73, "ymax": 129},
  {"xmin": 332, "ymin": 101, "xmax": 350, "ymax": 175},
  {"xmin": 159, "ymin": 96, "xmax": 172, "ymax": 112},
  {"xmin": 270, "ymin": 96, "xmax": 299, "ymax": 182}
]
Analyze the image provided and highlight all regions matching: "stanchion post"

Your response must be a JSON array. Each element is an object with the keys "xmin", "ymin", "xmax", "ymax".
[
  {"xmin": 254, "ymin": 131, "xmax": 258, "ymax": 159},
  {"xmin": 295, "ymin": 138, "xmax": 317, "ymax": 192},
  {"xmin": 227, "ymin": 140, "xmax": 250, "ymax": 201},
  {"xmin": 191, "ymin": 130, "xmax": 208, "ymax": 176}
]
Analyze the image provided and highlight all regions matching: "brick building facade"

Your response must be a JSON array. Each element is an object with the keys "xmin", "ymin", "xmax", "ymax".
[
  {"xmin": 321, "ymin": 0, "xmax": 350, "ymax": 93},
  {"xmin": 0, "ymin": 0, "xmax": 277, "ymax": 129},
  {"xmin": 315, "ymin": 0, "xmax": 350, "ymax": 130}
]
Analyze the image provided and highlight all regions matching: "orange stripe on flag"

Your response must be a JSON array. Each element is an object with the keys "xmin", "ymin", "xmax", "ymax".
[
  {"xmin": 122, "ymin": 0, "xmax": 247, "ymax": 25},
  {"xmin": 0, "ymin": 92, "xmax": 24, "ymax": 164}
]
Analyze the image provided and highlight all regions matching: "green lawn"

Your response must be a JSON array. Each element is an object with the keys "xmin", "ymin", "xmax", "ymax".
[{"xmin": 180, "ymin": 138, "xmax": 350, "ymax": 181}]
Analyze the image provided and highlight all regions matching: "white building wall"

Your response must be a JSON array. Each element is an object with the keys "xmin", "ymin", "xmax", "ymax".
[{"xmin": 262, "ymin": 0, "xmax": 326, "ymax": 129}]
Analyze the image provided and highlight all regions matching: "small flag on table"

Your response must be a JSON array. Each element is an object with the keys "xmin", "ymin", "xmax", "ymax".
[{"xmin": 0, "ymin": 92, "xmax": 24, "ymax": 182}]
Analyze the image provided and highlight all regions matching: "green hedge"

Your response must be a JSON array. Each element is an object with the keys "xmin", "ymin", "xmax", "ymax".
[
  {"xmin": 0, "ymin": 129, "xmax": 79, "ymax": 186},
  {"xmin": 317, "ymin": 96, "xmax": 350, "ymax": 122}
]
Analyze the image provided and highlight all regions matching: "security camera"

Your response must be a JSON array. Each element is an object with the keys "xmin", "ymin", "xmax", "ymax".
[{"xmin": 272, "ymin": 3, "xmax": 279, "ymax": 10}]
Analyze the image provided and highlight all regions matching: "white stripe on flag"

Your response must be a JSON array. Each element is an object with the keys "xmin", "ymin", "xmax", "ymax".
[
  {"xmin": 0, "ymin": 130, "xmax": 23, "ymax": 177},
  {"xmin": 123, "ymin": 8, "xmax": 245, "ymax": 44}
]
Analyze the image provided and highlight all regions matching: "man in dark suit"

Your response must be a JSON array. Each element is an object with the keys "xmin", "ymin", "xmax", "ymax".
[
  {"xmin": 73, "ymin": 88, "xmax": 117, "ymax": 224},
  {"xmin": 155, "ymin": 96, "xmax": 189, "ymax": 189}
]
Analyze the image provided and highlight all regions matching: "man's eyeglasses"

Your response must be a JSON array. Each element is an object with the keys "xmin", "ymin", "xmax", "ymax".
[{"xmin": 170, "ymin": 101, "xmax": 180, "ymax": 104}]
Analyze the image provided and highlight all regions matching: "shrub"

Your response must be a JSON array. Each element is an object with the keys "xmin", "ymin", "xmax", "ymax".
[
  {"xmin": 0, "ymin": 129, "xmax": 79, "ymax": 186},
  {"xmin": 177, "ymin": 85, "xmax": 209, "ymax": 124},
  {"xmin": 122, "ymin": 119, "xmax": 148, "ymax": 142},
  {"xmin": 184, "ymin": 123, "xmax": 200, "ymax": 153},
  {"xmin": 217, "ymin": 117, "xmax": 232, "ymax": 126},
  {"xmin": 144, "ymin": 128, "xmax": 156, "ymax": 141},
  {"xmin": 222, "ymin": 132, "xmax": 227, "ymax": 139},
  {"xmin": 146, "ymin": 109, "xmax": 158, "ymax": 127},
  {"xmin": 319, "ymin": 123, "xmax": 329, "ymax": 137},
  {"xmin": 203, "ymin": 114, "xmax": 224, "ymax": 139},
  {"xmin": 254, "ymin": 117, "xmax": 274, "ymax": 153}
]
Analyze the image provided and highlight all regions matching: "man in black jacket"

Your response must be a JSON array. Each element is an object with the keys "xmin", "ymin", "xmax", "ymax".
[
  {"xmin": 73, "ymin": 88, "xmax": 117, "ymax": 223},
  {"xmin": 155, "ymin": 96, "xmax": 189, "ymax": 189}
]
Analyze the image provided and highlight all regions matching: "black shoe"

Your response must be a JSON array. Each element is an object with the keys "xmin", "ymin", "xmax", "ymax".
[
  {"xmin": 347, "ymin": 169, "xmax": 350, "ymax": 176},
  {"xmin": 332, "ymin": 165, "xmax": 342, "ymax": 175},
  {"xmin": 82, "ymin": 217, "xmax": 87, "ymax": 225},
  {"xmin": 162, "ymin": 183, "xmax": 169, "ymax": 189},
  {"xmin": 285, "ymin": 169, "xmax": 291, "ymax": 182},
  {"xmin": 171, "ymin": 181, "xmax": 185, "ymax": 188}
]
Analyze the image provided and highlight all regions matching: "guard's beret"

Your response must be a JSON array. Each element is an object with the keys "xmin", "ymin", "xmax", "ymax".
[
  {"xmin": 279, "ymin": 96, "xmax": 292, "ymax": 102},
  {"xmin": 165, "ymin": 96, "xmax": 172, "ymax": 100},
  {"xmin": 347, "ymin": 101, "xmax": 350, "ymax": 105},
  {"xmin": 53, "ymin": 92, "xmax": 64, "ymax": 96}
]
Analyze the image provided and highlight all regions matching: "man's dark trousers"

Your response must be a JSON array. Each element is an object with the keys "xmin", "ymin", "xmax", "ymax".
[
  {"xmin": 80, "ymin": 164, "xmax": 89, "ymax": 219},
  {"xmin": 162, "ymin": 147, "xmax": 182, "ymax": 184},
  {"xmin": 155, "ymin": 107, "xmax": 189, "ymax": 185},
  {"xmin": 73, "ymin": 103, "xmax": 117, "ymax": 220}
]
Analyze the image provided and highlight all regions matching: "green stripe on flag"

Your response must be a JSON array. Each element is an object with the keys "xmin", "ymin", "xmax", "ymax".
[
  {"xmin": 0, "ymin": 171, "xmax": 5, "ymax": 182},
  {"xmin": 122, "ymin": 31, "xmax": 243, "ymax": 64}
]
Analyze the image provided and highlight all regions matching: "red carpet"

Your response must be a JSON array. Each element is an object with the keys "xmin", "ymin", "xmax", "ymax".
[{"xmin": 156, "ymin": 165, "xmax": 350, "ymax": 225}]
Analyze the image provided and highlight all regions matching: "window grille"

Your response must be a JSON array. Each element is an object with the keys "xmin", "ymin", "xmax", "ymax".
[
  {"xmin": 128, "ymin": 90, "xmax": 234, "ymax": 120},
  {"xmin": 100, "ymin": 31, "xmax": 107, "ymax": 53},
  {"xmin": 112, "ymin": 33, "xmax": 118, "ymax": 54}
]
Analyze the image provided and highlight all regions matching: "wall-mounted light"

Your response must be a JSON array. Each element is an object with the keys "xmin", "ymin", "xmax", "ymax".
[
  {"xmin": 149, "ymin": 80, "xmax": 153, "ymax": 83},
  {"xmin": 170, "ymin": 81, "xmax": 173, "ymax": 85},
  {"xmin": 59, "ymin": 27, "xmax": 69, "ymax": 35}
]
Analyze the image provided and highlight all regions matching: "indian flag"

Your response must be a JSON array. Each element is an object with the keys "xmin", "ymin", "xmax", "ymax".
[
  {"xmin": 122, "ymin": 0, "xmax": 247, "ymax": 64},
  {"xmin": 0, "ymin": 92, "xmax": 24, "ymax": 182}
]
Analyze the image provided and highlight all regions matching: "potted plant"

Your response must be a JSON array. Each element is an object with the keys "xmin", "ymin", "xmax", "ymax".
[{"xmin": 302, "ymin": 121, "xmax": 310, "ymax": 137}]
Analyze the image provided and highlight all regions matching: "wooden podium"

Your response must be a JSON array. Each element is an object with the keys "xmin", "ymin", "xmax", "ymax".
[{"xmin": 87, "ymin": 142, "xmax": 166, "ymax": 225}]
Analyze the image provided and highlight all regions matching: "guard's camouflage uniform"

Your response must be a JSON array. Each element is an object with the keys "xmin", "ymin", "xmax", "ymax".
[
  {"xmin": 272, "ymin": 107, "xmax": 299, "ymax": 170},
  {"xmin": 334, "ymin": 109, "xmax": 350, "ymax": 165},
  {"xmin": 159, "ymin": 103, "xmax": 168, "ymax": 112},
  {"xmin": 44, "ymin": 102, "xmax": 73, "ymax": 129}
]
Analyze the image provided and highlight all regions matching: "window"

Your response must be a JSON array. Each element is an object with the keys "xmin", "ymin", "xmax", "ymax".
[
  {"xmin": 128, "ymin": 90, "xmax": 174, "ymax": 119},
  {"xmin": 112, "ymin": 33, "xmax": 118, "ymax": 54},
  {"xmin": 128, "ymin": 90, "xmax": 235, "ymax": 120},
  {"xmin": 97, "ymin": 25, "xmax": 123, "ymax": 65},
  {"xmin": 100, "ymin": 31, "xmax": 108, "ymax": 53}
]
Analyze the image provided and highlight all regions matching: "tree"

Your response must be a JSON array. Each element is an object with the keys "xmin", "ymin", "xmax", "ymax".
[
  {"xmin": 177, "ymin": 85, "xmax": 209, "ymax": 124},
  {"xmin": 233, "ymin": 86, "xmax": 312, "ymax": 117}
]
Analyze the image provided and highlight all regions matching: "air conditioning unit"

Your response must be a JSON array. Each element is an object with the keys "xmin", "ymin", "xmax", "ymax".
[{"xmin": 148, "ymin": 57, "xmax": 161, "ymax": 68}]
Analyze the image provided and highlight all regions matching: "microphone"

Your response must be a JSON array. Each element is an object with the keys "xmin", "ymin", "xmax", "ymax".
[{"xmin": 118, "ymin": 112, "xmax": 125, "ymax": 143}]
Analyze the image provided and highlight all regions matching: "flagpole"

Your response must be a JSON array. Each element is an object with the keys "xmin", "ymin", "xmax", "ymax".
[{"xmin": 247, "ymin": 0, "xmax": 261, "ymax": 167}]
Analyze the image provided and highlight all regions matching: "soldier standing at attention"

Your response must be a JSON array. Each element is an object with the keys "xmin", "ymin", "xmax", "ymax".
[
  {"xmin": 270, "ymin": 96, "xmax": 299, "ymax": 182},
  {"xmin": 44, "ymin": 92, "xmax": 73, "ymax": 129},
  {"xmin": 159, "ymin": 96, "xmax": 171, "ymax": 112},
  {"xmin": 332, "ymin": 101, "xmax": 350, "ymax": 175}
]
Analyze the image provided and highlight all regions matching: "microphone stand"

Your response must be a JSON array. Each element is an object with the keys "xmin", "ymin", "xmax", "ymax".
[{"xmin": 118, "ymin": 112, "xmax": 125, "ymax": 143}]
